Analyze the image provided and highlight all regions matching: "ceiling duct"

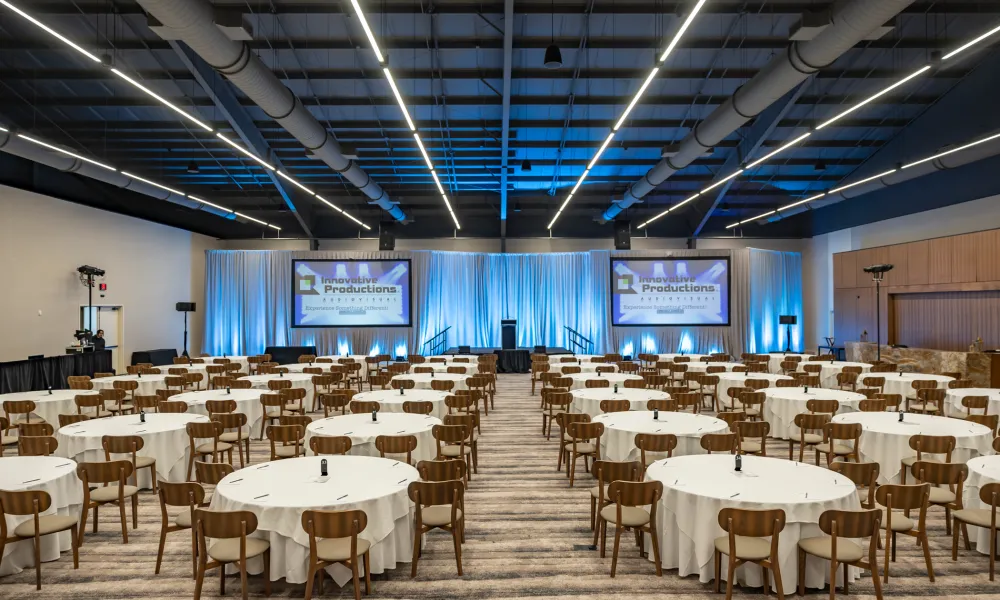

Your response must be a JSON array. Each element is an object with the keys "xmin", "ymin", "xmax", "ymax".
[
  {"xmin": 601, "ymin": 0, "xmax": 916, "ymax": 223},
  {"xmin": 136, "ymin": 0, "xmax": 406, "ymax": 221}
]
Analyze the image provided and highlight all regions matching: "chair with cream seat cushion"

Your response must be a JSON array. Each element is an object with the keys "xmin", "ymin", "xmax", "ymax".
[
  {"xmin": 588, "ymin": 460, "xmax": 641, "ymax": 534},
  {"xmin": 789, "ymin": 413, "xmax": 830, "ymax": 463},
  {"xmin": 193, "ymin": 509, "xmax": 270, "ymax": 600},
  {"xmin": 433, "ymin": 424, "xmax": 472, "ymax": 482},
  {"xmin": 444, "ymin": 413, "xmax": 479, "ymax": 475},
  {"xmin": 214, "ymin": 412, "xmax": 250, "ymax": 468},
  {"xmin": 102, "ymin": 434, "xmax": 157, "ymax": 493},
  {"xmin": 154, "ymin": 481, "xmax": 206, "ymax": 577},
  {"xmin": 911, "ymin": 460, "xmax": 967, "ymax": 537},
  {"xmin": 185, "ymin": 421, "xmax": 233, "ymax": 481},
  {"xmin": 598, "ymin": 480, "xmax": 662, "ymax": 578},
  {"xmin": 714, "ymin": 507, "xmax": 786, "ymax": 600},
  {"xmin": 267, "ymin": 423, "xmax": 305, "ymax": 460},
  {"xmin": 0, "ymin": 489, "xmax": 79, "ymax": 590},
  {"xmin": 76, "ymin": 460, "xmax": 139, "ymax": 546},
  {"xmin": 408, "ymin": 479, "xmax": 465, "ymax": 577},
  {"xmin": 815, "ymin": 422, "xmax": 861, "ymax": 466},
  {"xmin": 193, "ymin": 460, "xmax": 234, "ymax": 506},
  {"xmin": 634, "ymin": 432, "xmax": 677, "ymax": 470},
  {"xmin": 900, "ymin": 434, "xmax": 955, "ymax": 485},
  {"xmin": 735, "ymin": 420, "xmax": 769, "ymax": 456},
  {"xmin": 302, "ymin": 509, "xmax": 371, "ymax": 600},
  {"xmin": 797, "ymin": 509, "xmax": 883, "ymax": 600},
  {"xmin": 875, "ymin": 482, "xmax": 933, "ymax": 582},
  {"xmin": 952, "ymin": 482, "xmax": 1000, "ymax": 579},
  {"xmin": 566, "ymin": 421, "xmax": 604, "ymax": 487},
  {"xmin": 832, "ymin": 461, "xmax": 880, "ymax": 509}
]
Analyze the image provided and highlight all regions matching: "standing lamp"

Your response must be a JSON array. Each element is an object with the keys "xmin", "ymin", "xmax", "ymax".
[{"xmin": 862, "ymin": 264, "xmax": 894, "ymax": 362}]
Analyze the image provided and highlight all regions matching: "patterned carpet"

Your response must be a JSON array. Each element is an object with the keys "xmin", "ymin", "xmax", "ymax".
[{"xmin": 3, "ymin": 374, "xmax": 998, "ymax": 599}]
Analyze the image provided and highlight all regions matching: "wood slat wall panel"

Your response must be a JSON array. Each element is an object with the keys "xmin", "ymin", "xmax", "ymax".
[
  {"xmin": 855, "ymin": 249, "xmax": 874, "ymax": 288},
  {"xmin": 976, "ymin": 230, "xmax": 1000, "ymax": 282},
  {"xmin": 856, "ymin": 287, "xmax": 876, "ymax": 341},
  {"xmin": 907, "ymin": 240, "xmax": 930, "ymax": 285},
  {"xmin": 891, "ymin": 290, "xmax": 1000, "ymax": 350},
  {"xmin": 888, "ymin": 244, "xmax": 909, "ymax": 286},
  {"xmin": 952, "ymin": 234, "xmax": 978, "ymax": 283},
  {"xmin": 833, "ymin": 253, "xmax": 844, "ymax": 289},
  {"xmin": 841, "ymin": 251, "xmax": 857, "ymax": 288},
  {"xmin": 927, "ymin": 237, "xmax": 953, "ymax": 284},
  {"xmin": 834, "ymin": 288, "xmax": 857, "ymax": 343}
]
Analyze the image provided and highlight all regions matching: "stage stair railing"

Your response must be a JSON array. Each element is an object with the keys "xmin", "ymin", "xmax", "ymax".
[
  {"xmin": 563, "ymin": 326, "xmax": 594, "ymax": 355},
  {"xmin": 422, "ymin": 326, "xmax": 451, "ymax": 356}
]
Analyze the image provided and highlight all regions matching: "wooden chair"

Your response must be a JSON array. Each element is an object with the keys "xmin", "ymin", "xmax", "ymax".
[
  {"xmin": 701, "ymin": 432, "xmax": 738, "ymax": 454},
  {"xmin": 588, "ymin": 460, "xmax": 641, "ymax": 532},
  {"xmin": 432, "ymin": 424, "xmax": 472, "ymax": 481},
  {"xmin": 134, "ymin": 395, "xmax": 159, "ymax": 413},
  {"xmin": 100, "ymin": 388, "xmax": 133, "ymax": 416},
  {"xmin": 310, "ymin": 435, "xmax": 352, "ymax": 456},
  {"xmin": 102, "ymin": 434, "xmax": 157, "ymax": 493},
  {"xmin": 375, "ymin": 434, "xmax": 418, "ymax": 465},
  {"xmin": 417, "ymin": 459, "xmax": 466, "ymax": 482},
  {"xmin": 875, "ymin": 393, "xmax": 902, "ymax": 411},
  {"xmin": 739, "ymin": 391, "xmax": 766, "ymax": 422},
  {"xmin": 949, "ymin": 379, "xmax": 974, "ymax": 389},
  {"xmin": 350, "ymin": 400, "xmax": 381, "ymax": 414},
  {"xmin": 320, "ymin": 391, "xmax": 352, "ymax": 417},
  {"xmin": 215, "ymin": 413, "xmax": 250, "ymax": 468},
  {"xmin": 832, "ymin": 461, "xmax": 880, "ymax": 509},
  {"xmin": 258, "ymin": 393, "xmax": 284, "ymax": 440},
  {"xmin": 714, "ymin": 508, "xmax": 786, "ymax": 599},
  {"xmin": 901, "ymin": 434, "xmax": 955, "ymax": 484},
  {"xmin": 531, "ymin": 361, "xmax": 550, "ymax": 394},
  {"xmin": 859, "ymin": 398, "xmax": 888, "ymax": 412},
  {"xmin": 301, "ymin": 509, "xmax": 371, "ymax": 600},
  {"xmin": 0, "ymin": 490, "xmax": 79, "ymax": 589},
  {"xmin": 267, "ymin": 424, "xmax": 305, "ymax": 461},
  {"xmin": 193, "ymin": 461, "xmax": 234, "ymax": 506},
  {"xmin": 68, "ymin": 375, "xmax": 93, "ymax": 390},
  {"xmin": 58, "ymin": 413, "xmax": 89, "ymax": 428},
  {"xmin": 961, "ymin": 395, "xmax": 990, "ymax": 416},
  {"xmin": 968, "ymin": 413, "xmax": 999, "ymax": 435},
  {"xmin": 185, "ymin": 421, "xmax": 233, "ymax": 481},
  {"xmin": 157, "ymin": 389, "xmax": 181, "ymax": 403},
  {"xmin": 413, "ymin": 366, "xmax": 434, "ymax": 375},
  {"xmin": 807, "ymin": 399, "xmax": 839, "ymax": 416},
  {"xmin": 598, "ymin": 480, "xmax": 663, "ymax": 577},
  {"xmin": 646, "ymin": 399, "xmax": 677, "ymax": 412},
  {"xmin": 797, "ymin": 509, "xmax": 883, "ymax": 600},
  {"xmin": 407, "ymin": 479, "xmax": 465, "ymax": 577},
  {"xmin": 736, "ymin": 421, "xmax": 769, "ymax": 456},
  {"xmin": 205, "ymin": 399, "xmax": 236, "ymax": 416},
  {"xmin": 913, "ymin": 461, "xmax": 968, "ymax": 538},
  {"xmin": 158, "ymin": 401, "xmax": 189, "ymax": 413},
  {"xmin": 403, "ymin": 400, "xmax": 435, "ymax": 415},
  {"xmin": 192, "ymin": 509, "xmax": 271, "ymax": 600},
  {"xmin": 541, "ymin": 389, "xmax": 573, "ymax": 440},
  {"xmin": 555, "ymin": 413, "xmax": 591, "ymax": 475},
  {"xmin": 875, "ymin": 483, "xmax": 933, "ymax": 582},
  {"xmin": 279, "ymin": 387, "xmax": 307, "ymax": 416},
  {"xmin": 789, "ymin": 413, "xmax": 830, "ymax": 462},
  {"xmin": 17, "ymin": 435, "xmax": 58, "ymax": 456},
  {"xmin": 566, "ymin": 421, "xmax": 604, "ymax": 487},
  {"xmin": 444, "ymin": 414, "xmax": 479, "ymax": 474},
  {"xmin": 908, "ymin": 388, "xmax": 945, "ymax": 416},
  {"xmin": 862, "ymin": 376, "xmax": 885, "ymax": 392},
  {"xmin": 635, "ymin": 433, "xmax": 677, "ymax": 470},
  {"xmin": 391, "ymin": 378, "xmax": 416, "ymax": 391},
  {"xmin": 155, "ymin": 481, "xmax": 206, "ymax": 577},
  {"xmin": 4, "ymin": 400, "xmax": 41, "ymax": 427},
  {"xmin": 76, "ymin": 460, "xmax": 139, "ymax": 545},
  {"xmin": 599, "ymin": 399, "xmax": 629, "ymax": 413},
  {"xmin": 673, "ymin": 391, "xmax": 701, "ymax": 414},
  {"xmin": 431, "ymin": 379, "xmax": 456, "ymax": 392},
  {"xmin": 815, "ymin": 422, "xmax": 861, "ymax": 466},
  {"xmin": 18, "ymin": 422, "xmax": 54, "ymax": 437},
  {"xmin": 952, "ymin": 482, "xmax": 1000, "ymax": 579}
]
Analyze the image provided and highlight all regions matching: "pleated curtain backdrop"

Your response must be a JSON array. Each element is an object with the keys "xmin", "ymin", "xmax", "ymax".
[{"xmin": 203, "ymin": 248, "xmax": 802, "ymax": 356}]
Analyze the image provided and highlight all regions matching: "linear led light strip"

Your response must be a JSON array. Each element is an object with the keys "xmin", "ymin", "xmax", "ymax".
[
  {"xmin": 0, "ymin": 0, "xmax": 368, "ymax": 230},
  {"xmin": 726, "ymin": 130, "xmax": 1000, "ymax": 229},
  {"xmin": 351, "ymin": 0, "xmax": 460, "ymax": 230},
  {"xmin": 547, "ymin": 0, "xmax": 709, "ymax": 230},
  {"xmin": 636, "ymin": 21, "xmax": 1000, "ymax": 231},
  {"xmin": 5, "ymin": 128, "xmax": 280, "ymax": 229}
]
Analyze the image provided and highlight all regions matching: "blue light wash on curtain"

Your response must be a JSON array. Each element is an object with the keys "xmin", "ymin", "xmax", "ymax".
[{"xmin": 747, "ymin": 249, "xmax": 804, "ymax": 353}]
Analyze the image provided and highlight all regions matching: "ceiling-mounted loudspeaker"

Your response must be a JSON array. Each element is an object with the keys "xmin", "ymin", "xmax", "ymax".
[
  {"xmin": 614, "ymin": 220, "xmax": 631, "ymax": 250},
  {"xmin": 379, "ymin": 223, "xmax": 395, "ymax": 251},
  {"xmin": 544, "ymin": 44, "xmax": 562, "ymax": 69}
]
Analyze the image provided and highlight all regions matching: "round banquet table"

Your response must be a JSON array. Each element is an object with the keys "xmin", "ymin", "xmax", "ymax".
[
  {"xmin": 352, "ymin": 389, "xmax": 449, "ymax": 420},
  {"xmin": 831, "ymin": 412, "xmax": 994, "ymax": 484},
  {"xmin": 0, "ymin": 389, "xmax": 99, "ymax": 429},
  {"xmin": 766, "ymin": 353, "xmax": 814, "ymax": 373},
  {"xmin": 91, "ymin": 373, "xmax": 170, "ymax": 397},
  {"xmin": 962, "ymin": 456, "xmax": 1000, "ymax": 555},
  {"xmin": 304, "ymin": 413, "xmax": 441, "ymax": 462},
  {"xmin": 55, "ymin": 413, "xmax": 209, "ymax": 488},
  {"xmin": 569, "ymin": 355, "xmax": 605, "ymax": 363},
  {"xmin": 657, "ymin": 354, "xmax": 708, "ymax": 363},
  {"xmin": 817, "ymin": 362, "xmax": 872, "ymax": 388},
  {"xmin": 201, "ymin": 356, "xmax": 250, "ymax": 372},
  {"xmin": 0, "ymin": 456, "xmax": 82, "ymax": 576},
  {"xmin": 426, "ymin": 355, "xmax": 479, "ymax": 362},
  {"xmin": 595, "ymin": 411, "xmax": 728, "ymax": 461},
  {"xmin": 878, "ymin": 373, "xmax": 954, "ymax": 400},
  {"xmin": 566, "ymin": 372, "xmax": 643, "ymax": 390},
  {"xmin": 411, "ymin": 363, "xmax": 480, "ymax": 375},
  {"xmin": 945, "ymin": 388, "xmax": 1000, "ymax": 418},
  {"xmin": 318, "ymin": 355, "xmax": 375, "ymax": 375},
  {"xmin": 239, "ymin": 373, "xmax": 315, "ymax": 411},
  {"xmin": 683, "ymin": 362, "xmax": 743, "ymax": 373},
  {"xmin": 211, "ymin": 455, "xmax": 417, "ymax": 585},
  {"xmin": 762, "ymin": 388, "xmax": 866, "ymax": 440},
  {"xmin": 555, "ymin": 363, "xmax": 619, "ymax": 375},
  {"xmin": 644, "ymin": 454, "xmax": 861, "ymax": 591},
  {"xmin": 570, "ymin": 388, "xmax": 669, "ymax": 418},
  {"xmin": 171, "ymin": 388, "xmax": 264, "ymax": 432},
  {"xmin": 390, "ymin": 373, "xmax": 468, "ymax": 391},
  {"xmin": 717, "ymin": 373, "xmax": 793, "ymax": 406}
]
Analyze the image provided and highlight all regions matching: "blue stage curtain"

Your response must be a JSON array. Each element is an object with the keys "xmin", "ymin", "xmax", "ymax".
[{"xmin": 203, "ymin": 247, "xmax": 802, "ymax": 357}]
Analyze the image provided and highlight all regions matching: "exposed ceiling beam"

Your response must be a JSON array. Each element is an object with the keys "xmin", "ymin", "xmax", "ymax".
[
  {"xmin": 499, "ymin": 0, "xmax": 513, "ymax": 243},
  {"xmin": 689, "ymin": 82, "xmax": 809, "ymax": 236},
  {"xmin": 169, "ymin": 41, "xmax": 314, "ymax": 239}
]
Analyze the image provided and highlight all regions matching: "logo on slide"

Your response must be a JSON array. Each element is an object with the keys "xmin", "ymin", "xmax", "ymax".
[
  {"xmin": 617, "ymin": 274, "xmax": 634, "ymax": 292},
  {"xmin": 297, "ymin": 274, "xmax": 318, "ymax": 295}
]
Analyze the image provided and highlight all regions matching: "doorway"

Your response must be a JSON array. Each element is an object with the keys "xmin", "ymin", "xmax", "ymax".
[{"xmin": 81, "ymin": 305, "xmax": 125, "ymax": 374}]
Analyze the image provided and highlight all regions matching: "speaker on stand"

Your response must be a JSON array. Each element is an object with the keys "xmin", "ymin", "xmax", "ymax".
[
  {"xmin": 176, "ymin": 302, "xmax": 196, "ymax": 357},
  {"xmin": 379, "ymin": 223, "xmax": 396, "ymax": 251},
  {"xmin": 614, "ymin": 220, "xmax": 631, "ymax": 250}
]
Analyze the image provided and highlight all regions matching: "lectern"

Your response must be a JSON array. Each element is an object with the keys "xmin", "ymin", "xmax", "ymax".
[{"xmin": 501, "ymin": 320, "xmax": 517, "ymax": 350}]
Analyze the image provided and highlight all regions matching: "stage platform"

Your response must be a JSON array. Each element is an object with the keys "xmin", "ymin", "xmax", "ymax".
[{"xmin": 441, "ymin": 347, "xmax": 573, "ymax": 373}]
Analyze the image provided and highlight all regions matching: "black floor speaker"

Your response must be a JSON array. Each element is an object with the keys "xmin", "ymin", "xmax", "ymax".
[
  {"xmin": 614, "ymin": 220, "xmax": 631, "ymax": 250},
  {"xmin": 379, "ymin": 223, "xmax": 395, "ymax": 251}
]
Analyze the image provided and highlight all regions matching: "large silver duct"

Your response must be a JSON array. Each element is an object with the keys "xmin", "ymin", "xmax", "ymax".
[
  {"xmin": 0, "ymin": 129, "xmax": 244, "ymax": 221},
  {"xmin": 135, "ymin": 0, "xmax": 406, "ymax": 222},
  {"xmin": 602, "ymin": 0, "xmax": 916, "ymax": 222},
  {"xmin": 761, "ymin": 131, "xmax": 1000, "ymax": 223}
]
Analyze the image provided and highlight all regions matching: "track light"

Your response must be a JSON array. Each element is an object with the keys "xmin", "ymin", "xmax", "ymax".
[
  {"xmin": 521, "ymin": 159, "xmax": 532, "ymax": 172},
  {"xmin": 216, "ymin": 133, "xmax": 275, "ymax": 170},
  {"xmin": 110, "ymin": 69, "xmax": 213, "ymax": 132},
  {"xmin": 18, "ymin": 133, "xmax": 116, "ymax": 172},
  {"xmin": 544, "ymin": 44, "xmax": 563, "ymax": 69},
  {"xmin": 0, "ymin": 0, "xmax": 101, "ymax": 63},
  {"xmin": 187, "ymin": 161, "xmax": 200, "ymax": 174},
  {"xmin": 276, "ymin": 171, "xmax": 316, "ymax": 196},
  {"xmin": 121, "ymin": 171, "xmax": 185, "ymax": 196},
  {"xmin": 350, "ymin": 0, "xmax": 385, "ymax": 63}
]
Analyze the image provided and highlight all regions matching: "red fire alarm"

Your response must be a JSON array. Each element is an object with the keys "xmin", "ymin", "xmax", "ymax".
[{"xmin": 99, "ymin": 283, "xmax": 107, "ymax": 291}]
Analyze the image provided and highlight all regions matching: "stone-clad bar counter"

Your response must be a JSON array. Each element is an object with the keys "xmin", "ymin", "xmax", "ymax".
[{"xmin": 846, "ymin": 342, "xmax": 998, "ymax": 387}]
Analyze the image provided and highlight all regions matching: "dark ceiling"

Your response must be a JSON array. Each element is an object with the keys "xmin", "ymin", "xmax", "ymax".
[{"xmin": 1, "ymin": 0, "xmax": 999, "ymax": 240}]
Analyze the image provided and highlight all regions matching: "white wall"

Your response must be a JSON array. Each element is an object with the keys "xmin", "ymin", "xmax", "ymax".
[{"xmin": 0, "ymin": 184, "xmax": 219, "ymax": 364}]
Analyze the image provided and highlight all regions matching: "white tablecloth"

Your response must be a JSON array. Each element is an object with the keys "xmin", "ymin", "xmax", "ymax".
[
  {"xmin": 817, "ymin": 362, "xmax": 872, "ymax": 388},
  {"xmin": 645, "ymin": 454, "xmax": 861, "ymax": 591},
  {"xmin": 596, "ymin": 411, "xmax": 728, "ymax": 461},
  {"xmin": 92, "ymin": 374, "xmax": 170, "ymax": 397},
  {"xmin": 684, "ymin": 362, "xmax": 743, "ymax": 373},
  {"xmin": 766, "ymin": 353, "xmax": 814, "ymax": 373},
  {"xmin": 717, "ymin": 373, "xmax": 793, "ymax": 406},
  {"xmin": 963, "ymin": 456, "xmax": 1000, "ymax": 555},
  {"xmin": 200, "ymin": 356, "xmax": 250, "ymax": 371},
  {"xmin": 411, "ymin": 363, "xmax": 480, "ymax": 375},
  {"xmin": 556, "ymin": 363, "xmax": 619, "ymax": 374},
  {"xmin": 240, "ymin": 373, "xmax": 315, "ymax": 412},
  {"xmin": 832, "ymin": 412, "xmax": 994, "ymax": 484},
  {"xmin": 304, "ymin": 413, "xmax": 441, "ymax": 463},
  {"xmin": 0, "ymin": 390, "xmax": 99, "ymax": 429},
  {"xmin": 0, "ymin": 456, "xmax": 82, "ymax": 576},
  {"xmin": 657, "ymin": 354, "xmax": 709, "ymax": 363},
  {"xmin": 211, "ymin": 455, "xmax": 416, "ymax": 586},
  {"xmin": 945, "ymin": 388, "xmax": 1000, "ymax": 418},
  {"xmin": 570, "ymin": 388, "xmax": 669, "ymax": 418},
  {"xmin": 566, "ymin": 373, "xmax": 643, "ymax": 390},
  {"xmin": 55, "ymin": 413, "xmax": 209, "ymax": 488},
  {"xmin": 171, "ymin": 389, "xmax": 264, "ymax": 432},
  {"xmin": 879, "ymin": 373, "xmax": 954, "ymax": 400},
  {"xmin": 318, "ymin": 355, "xmax": 377, "ymax": 375},
  {"xmin": 390, "ymin": 373, "xmax": 468, "ymax": 391},
  {"xmin": 353, "ymin": 390, "xmax": 449, "ymax": 420},
  {"xmin": 426, "ymin": 355, "xmax": 479, "ymax": 362},
  {"xmin": 569, "ymin": 355, "xmax": 605, "ymax": 363},
  {"xmin": 762, "ymin": 388, "xmax": 866, "ymax": 440}
]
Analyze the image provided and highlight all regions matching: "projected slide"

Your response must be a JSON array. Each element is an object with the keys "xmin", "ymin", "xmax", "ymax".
[
  {"xmin": 611, "ymin": 258, "xmax": 730, "ymax": 326},
  {"xmin": 292, "ymin": 259, "xmax": 412, "ymax": 327}
]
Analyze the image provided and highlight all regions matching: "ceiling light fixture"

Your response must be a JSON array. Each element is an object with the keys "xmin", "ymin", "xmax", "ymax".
[
  {"xmin": 942, "ymin": 22, "xmax": 1000, "ymax": 61},
  {"xmin": 110, "ymin": 69, "xmax": 213, "ymax": 132},
  {"xmin": 588, "ymin": 133, "xmax": 616, "ymax": 170},
  {"xmin": 745, "ymin": 133, "xmax": 812, "ymax": 169},
  {"xmin": 659, "ymin": 0, "xmax": 709, "ymax": 62},
  {"xmin": 614, "ymin": 68, "xmax": 660, "ymax": 131},
  {"xmin": 186, "ymin": 161, "xmax": 200, "ymax": 174},
  {"xmin": 188, "ymin": 196, "xmax": 232, "ymax": 213},
  {"xmin": 815, "ymin": 66, "xmax": 931, "ymax": 130},
  {"xmin": 825, "ymin": 168, "xmax": 897, "ymax": 195},
  {"xmin": 233, "ymin": 211, "xmax": 268, "ymax": 226},
  {"xmin": 544, "ymin": 0, "xmax": 562, "ymax": 69},
  {"xmin": 413, "ymin": 134, "xmax": 434, "ymax": 170},
  {"xmin": 276, "ymin": 171, "xmax": 316, "ymax": 196},
  {"xmin": 383, "ymin": 68, "xmax": 415, "ymax": 131},
  {"xmin": 121, "ymin": 171, "xmax": 186, "ymax": 196},
  {"xmin": 0, "ymin": 0, "xmax": 102, "ymax": 63},
  {"xmin": 18, "ymin": 133, "xmax": 117, "ymax": 172},
  {"xmin": 779, "ymin": 192, "xmax": 827, "ymax": 212},
  {"xmin": 350, "ymin": 0, "xmax": 385, "ymax": 63},
  {"xmin": 521, "ymin": 159, "xmax": 532, "ymax": 171},
  {"xmin": 902, "ymin": 132, "xmax": 1000, "ymax": 169},
  {"xmin": 216, "ymin": 133, "xmax": 275, "ymax": 170}
]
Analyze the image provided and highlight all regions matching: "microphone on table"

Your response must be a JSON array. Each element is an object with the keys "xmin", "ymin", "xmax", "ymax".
[
  {"xmin": 613, "ymin": 384, "xmax": 618, "ymax": 394},
  {"xmin": 47, "ymin": 386, "xmax": 53, "ymax": 395},
  {"xmin": 140, "ymin": 409, "xmax": 146, "ymax": 423},
  {"xmin": 372, "ymin": 409, "xmax": 378, "ymax": 422},
  {"xmin": 735, "ymin": 453, "xmax": 742, "ymax": 472},
  {"xmin": 400, "ymin": 386, "xmax": 404, "ymax": 395},
  {"xmin": 898, "ymin": 409, "xmax": 904, "ymax": 422},
  {"xmin": 653, "ymin": 409, "xmax": 659, "ymax": 421},
  {"xmin": 803, "ymin": 385, "xmax": 808, "ymax": 393},
  {"xmin": 138, "ymin": 371, "xmax": 142, "ymax": 378},
  {"xmin": 226, "ymin": 386, "xmax": 231, "ymax": 395},
  {"xmin": 321, "ymin": 458, "xmax": 328, "ymax": 477}
]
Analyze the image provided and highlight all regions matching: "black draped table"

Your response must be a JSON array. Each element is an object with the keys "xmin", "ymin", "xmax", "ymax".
[
  {"xmin": 0, "ymin": 350, "xmax": 113, "ymax": 393},
  {"xmin": 494, "ymin": 349, "xmax": 531, "ymax": 373}
]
